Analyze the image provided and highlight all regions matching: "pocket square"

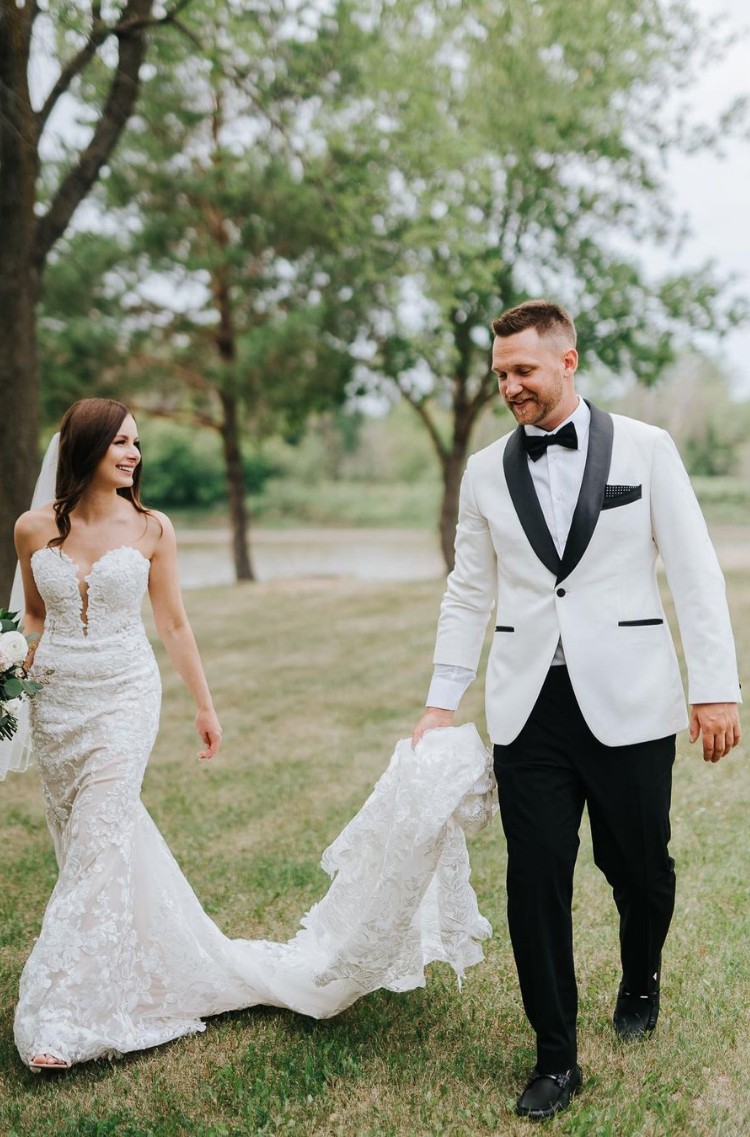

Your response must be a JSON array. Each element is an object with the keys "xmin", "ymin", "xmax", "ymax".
[{"xmin": 602, "ymin": 483, "xmax": 642, "ymax": 510}]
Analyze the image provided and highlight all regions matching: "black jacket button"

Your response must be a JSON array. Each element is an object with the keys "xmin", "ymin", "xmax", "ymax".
[{"xmin": 556, "ymin": 588, "xmax": 566, "ymax": 597}]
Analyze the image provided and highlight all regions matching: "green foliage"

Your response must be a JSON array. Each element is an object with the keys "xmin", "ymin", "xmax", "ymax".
[
  {"xmin": 84, "ymin": 0, "xmax": 369, "ymax": 435},
  {"xmin": 30, "ymin": 0, "xmax": 750, "ymax": 573},
  {"xmin": 0, "ymin": 609, "xmax": 41, "ymax": 741},
  {"xmin": 248, "ymin": 477, "xmax": 441, "ymax": 528},
  {"xmin": 0, "ymin": 610, "xmax": 21, "ymax": 632},
  {"xmin": 693, "ymin": 477, "xmax": 750, "ymax": 509},
  {"xmin": 263, "ymin": 405, "xmax": 440, "ymax": 486},
  {"xmin": 607, "ymin": 353, "xmax": 750, "ymax": 480},
  {"xmin": 138, "ymin": 421, "xmax": 276, "ymax": 510},
  {"xmin": 683, "ymin": 421, "xmax": 740, "ymax": 478},
  {"xmin": 38, "ymin": 232, "xmax": 133, "ymax": 426},
  {"xmin": 319, "ymin": 0, "xmax": 749, "ymax": 481}
]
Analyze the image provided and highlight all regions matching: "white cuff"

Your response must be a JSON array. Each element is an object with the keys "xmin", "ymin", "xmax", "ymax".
[{"xmin": 426, "ymin": 665, "xmax": 477, "ymax": 711}]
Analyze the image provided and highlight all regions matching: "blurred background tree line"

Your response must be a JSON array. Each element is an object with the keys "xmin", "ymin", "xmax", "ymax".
[{"xmin": 1, "ymin": 0, "xmax": 748, "ymax": 596}]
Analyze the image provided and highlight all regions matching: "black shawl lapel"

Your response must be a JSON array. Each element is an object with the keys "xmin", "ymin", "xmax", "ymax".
[
  {"xmin": 503, "ymin": 426, "xmax": 562, "ymax": 578},
  {"xmin": 557, "ymin": 401, "xmax": 614, "ymax": 584}
]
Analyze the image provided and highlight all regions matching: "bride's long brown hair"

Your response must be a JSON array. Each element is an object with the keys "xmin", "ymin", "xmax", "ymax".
[{"xmin": 49, "ymin": 398, "xmax": 150, "ymax": 548}]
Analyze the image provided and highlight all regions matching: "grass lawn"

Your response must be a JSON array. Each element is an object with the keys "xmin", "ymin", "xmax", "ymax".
[{"xmin": 0, "ymin": 572, "xmax": 748, "ymax": 1136}]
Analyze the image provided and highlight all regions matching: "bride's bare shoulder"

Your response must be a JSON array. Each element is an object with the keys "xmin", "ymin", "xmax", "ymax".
[
  {"xmin": 138, "ymin": 508, "xmax": 175, "ymax": 560},
  {"xmin": 145, "ymin": 509, "xmax": 175, "ymax": 541},
  {"xmin": 15, "ymin": 504, "xmax": 56, "ymax": 548},
  {"xmin": 15, "ymin": 507, "xmax": 55, "ymax": 536}
]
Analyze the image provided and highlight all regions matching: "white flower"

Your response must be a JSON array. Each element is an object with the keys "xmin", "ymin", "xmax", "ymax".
[
  {"xmin": 2, "ymin": 697, "xmax": 22, "ymax": 716},
  {"xmin": 0, "ymin": 630, "xmax": 28, "ymax": 664},
  {"xmin": 0, "ymin": 648, "xmax": 12, "ymax": 671}
]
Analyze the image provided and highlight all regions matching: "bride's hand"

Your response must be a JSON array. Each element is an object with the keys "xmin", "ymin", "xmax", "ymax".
[{"xmin": 196, "ymin": 707, "xmax": 223, "ymax": 760}]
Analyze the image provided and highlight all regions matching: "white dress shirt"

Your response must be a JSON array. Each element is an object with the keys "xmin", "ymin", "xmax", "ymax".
[{"xmin": 426, "ymin": 398, "xmax": 591, "ymax": 710}]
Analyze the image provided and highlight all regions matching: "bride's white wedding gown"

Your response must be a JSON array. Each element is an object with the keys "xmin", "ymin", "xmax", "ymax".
[{"xmin": 14, "ymin": 545, "xmax": 494, "ymax": 1068}]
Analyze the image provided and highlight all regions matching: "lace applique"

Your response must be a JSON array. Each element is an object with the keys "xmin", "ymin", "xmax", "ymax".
[{"xmin": 31, "ymin": 546, "xmax": 150, "ymax": 641}]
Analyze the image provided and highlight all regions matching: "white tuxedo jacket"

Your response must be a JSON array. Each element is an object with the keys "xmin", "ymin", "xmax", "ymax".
[{"xmin": 434, "ymin": 404, "xmax": 742, "ymax": 746}]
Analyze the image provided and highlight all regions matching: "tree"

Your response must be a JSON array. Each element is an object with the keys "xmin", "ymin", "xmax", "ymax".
[
  {"xmin": 11, "ymin": 0, "xmax": 747, "ymax": 589},
  {"xmin": 37, "ymin": 230, "xmax": 133, "ymax": 422},
  {"xmin": 612, "ymin": 353, "xmax": 749, "ymax": 478},
  {"xmin": 78, "ymin": 1, "xmax": 371, "ymax": 578},
  {"xmin": 340, "ymin": 0, "xmax": 749, "ymax": 570},
  {"xmin": 0, "ymin": 0, "xmax": 194, "ymax": 599}
]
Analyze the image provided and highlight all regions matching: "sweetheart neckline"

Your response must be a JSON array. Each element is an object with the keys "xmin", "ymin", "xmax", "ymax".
[
  {"xmin": 31, "ymin": 546, "xmax": 150, "ymax": 635},
  {"xmin": 31, "ymin": 544, "xmax": 151, "ymax": 584}
]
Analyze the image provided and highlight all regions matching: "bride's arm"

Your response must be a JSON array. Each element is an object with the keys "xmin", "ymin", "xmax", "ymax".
[
  {"xmin": 147, "ymin": 512, "xmax": 223, "ymax": 760},
  {"xmin": 14, "ymin": 512, "xmax": 49, "ymax": 666}
]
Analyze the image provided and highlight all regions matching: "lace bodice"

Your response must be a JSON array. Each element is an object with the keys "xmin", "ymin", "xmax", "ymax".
[{"xmin": 31, "ymin": 546, "xmax": 150, "ymax": 641}]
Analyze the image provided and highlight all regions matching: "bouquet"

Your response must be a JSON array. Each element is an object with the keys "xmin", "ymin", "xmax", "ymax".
[{"xmin": 0, "ymin": 608, "xmax": 42, "ymax": 742}]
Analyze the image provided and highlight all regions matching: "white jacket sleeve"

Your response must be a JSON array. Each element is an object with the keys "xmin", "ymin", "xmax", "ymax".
[
  {"xmin": 433, "ymin": 458, "xmax": 497, "ymax": 672},
  {"xmin": 650, "ymin": 430, "xmax": 741, "ymax": 705}
]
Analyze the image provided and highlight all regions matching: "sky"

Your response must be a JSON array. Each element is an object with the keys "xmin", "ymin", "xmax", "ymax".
[{"xmin": 662, "ymin": 0, "xmax": 750, "ymax": 397}]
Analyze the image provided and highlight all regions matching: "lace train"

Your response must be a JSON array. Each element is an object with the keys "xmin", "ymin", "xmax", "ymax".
[
  {"xmin": 15, "ymin": 724, "xmax": 494, "ymax": 1064},
  {"xmin": 14, "ymin": 547, "xmax": 495, "ymax": 1066}
]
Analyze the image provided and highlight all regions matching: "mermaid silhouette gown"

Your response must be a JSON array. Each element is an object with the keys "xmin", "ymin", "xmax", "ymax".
[{"xmin": 14, "ymin": 545, "xmax": 494, "ymax": 1067}]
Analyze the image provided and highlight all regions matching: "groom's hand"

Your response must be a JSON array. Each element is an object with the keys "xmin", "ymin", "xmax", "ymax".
[
  {"xmin": 411, "ymin": 707, "xmax": 455, "ymax": 749},
  {"xmin": 689, "ymin": 702, "xmax": 741, "ymax": 763}
]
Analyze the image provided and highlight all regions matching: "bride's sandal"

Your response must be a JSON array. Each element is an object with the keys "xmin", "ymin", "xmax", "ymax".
[{"xmin": 29, "ymin": 1052, "xmax": 70, "ymax": 1072}]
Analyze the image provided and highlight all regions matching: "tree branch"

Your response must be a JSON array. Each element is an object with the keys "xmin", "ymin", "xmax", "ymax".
[
  {"xmin": 465, "ymin": 366, "xmax": 499, "ymax": 430},
  {"xmin": 38, "ymin": 0, "xmax": 198, "ymax": 130},
  {"xmin": 126, "ymin": 354, "xmax": 222, "ymax": 429},
  {"xmin": 37, "ymin": 5, "xmax": 109, "ymax": 128},
  {"xmin": 33, "ymin": 0, "xmax": 156, "ymax": 267},
  {"xmin": 165, "ymin": 16, "xmax": 202, "ymax": 52},
  {"xmin": 399, "ymin": 385, "xmax": 449, "ymax": 465},
  {"xmin": 115, "ymin": 0, "xmax": 197, "ymax": 39},
  {"xmin": 132, "ymin": 401, "xmax": 219, "ymax": 431}
]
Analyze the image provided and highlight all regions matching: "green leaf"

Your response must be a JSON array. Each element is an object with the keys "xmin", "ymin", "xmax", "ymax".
[{"xmin": 3, "ymin": 677, "xmax": 23, "ymax": 698}]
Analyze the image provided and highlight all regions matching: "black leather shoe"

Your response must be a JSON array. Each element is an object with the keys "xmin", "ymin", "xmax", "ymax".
[
  {"xmin": 516, "ymin": 1065, "xmax": 582, "ymax": 1120},
  {"xmin": 612, "ymin": 981, "xmax": 659, "ymax": 1040}
]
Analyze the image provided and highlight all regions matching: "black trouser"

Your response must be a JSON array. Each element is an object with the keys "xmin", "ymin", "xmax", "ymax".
[{"xmin": 493, "ymin": 666, "xmax": 676, "ymax": 1072}]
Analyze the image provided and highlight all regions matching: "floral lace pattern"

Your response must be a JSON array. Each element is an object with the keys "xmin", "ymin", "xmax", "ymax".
[{"xmin": 15, "ymin": 548, "xmax": 495, "ymax": 1067}]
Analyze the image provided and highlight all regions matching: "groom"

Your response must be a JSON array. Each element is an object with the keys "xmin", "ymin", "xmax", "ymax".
[{"xmin": 412, "ymin": 300, "xmax": 742, "ymax": 1121}]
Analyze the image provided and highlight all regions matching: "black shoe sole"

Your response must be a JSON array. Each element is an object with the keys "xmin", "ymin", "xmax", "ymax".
[{"xmin": 516, "ymin": 1089, "xmax": 581, "ymax": 1121}]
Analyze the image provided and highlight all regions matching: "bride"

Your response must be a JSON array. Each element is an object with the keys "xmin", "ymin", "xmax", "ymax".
[{"xmin": 9, "ymin": 397, "xmax": 494, "ymax": 1072}]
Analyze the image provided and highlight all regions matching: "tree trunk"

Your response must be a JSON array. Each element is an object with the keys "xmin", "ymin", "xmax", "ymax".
[
  {"xmin": 0, "ymin": 0, "xmax": 158, "ymax": 601},
  {"xmin": 0, "ymin": 266, "xmax": 41, "ymax": 603},
  {"xmin": 207, "ymin": 95, "xmax": 254, "ymax": 584},
  {"xmin": 0, "ymin": 2, "xmax": 41, "ymax": 601},
  {"xmin": 436, "ymin": 314, "xmax": 491, "ymax": 574},
  {"xmin": 438, "ymin": 447, "xmax": 470, "ymax": 575},
  {"xmin": 400, "ymin": 390, "xmax": 476, "ymax": 575},
  {"xmin": 218, "ymin": 391, "xmax": 255, "ymax": 582}
]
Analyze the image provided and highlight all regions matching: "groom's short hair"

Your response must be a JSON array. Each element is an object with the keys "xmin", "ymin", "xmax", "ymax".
[{"xmin": 491, "ymin": 300, "xmax": 577, "ymax": 347}]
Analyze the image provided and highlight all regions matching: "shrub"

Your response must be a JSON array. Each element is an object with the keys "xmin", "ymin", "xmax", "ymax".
[{"xmin": 138, "ymin": 420, "xmax": 275, "ymax": 509}]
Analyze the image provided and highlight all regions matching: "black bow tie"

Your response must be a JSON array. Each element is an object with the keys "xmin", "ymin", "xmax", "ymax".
[{"xmin": 523, "ymin": 421, "xmax": 578, "ymax": 462}]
